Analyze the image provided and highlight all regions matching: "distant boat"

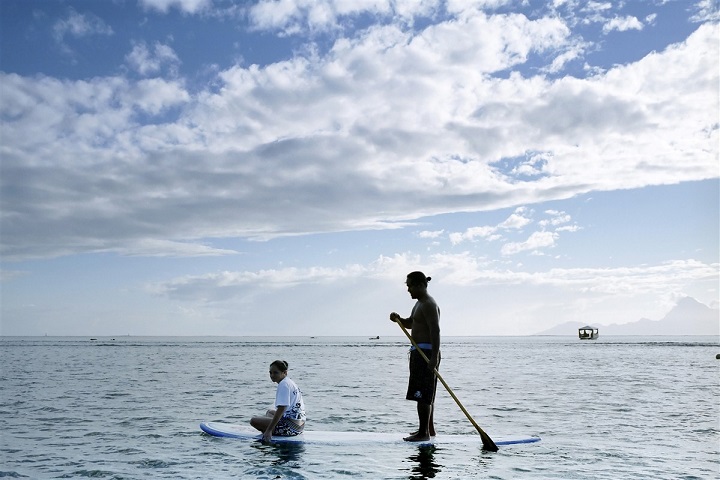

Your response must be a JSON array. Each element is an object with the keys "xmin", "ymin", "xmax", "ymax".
[
  {"xmin": 369, "ymin": 336, "xmax": 380, "ymax": 340},
  {"xmin": 578, "ymin": 326, "xmax": 599, "ymax": 340}
]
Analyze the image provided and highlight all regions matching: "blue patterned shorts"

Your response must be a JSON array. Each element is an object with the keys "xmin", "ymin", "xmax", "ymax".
[{"xmin": 273, "ymin": 417, "xmax": 305, "ymax": 436}]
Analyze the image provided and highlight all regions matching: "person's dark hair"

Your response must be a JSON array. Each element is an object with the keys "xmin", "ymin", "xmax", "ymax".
[
  {"xmin": 270, "ymin": 360, "xmax": 289, "ymax": 372},
  {"xmin": 406, "ymin": 271, "xmax": 431, "ymax": 286}
]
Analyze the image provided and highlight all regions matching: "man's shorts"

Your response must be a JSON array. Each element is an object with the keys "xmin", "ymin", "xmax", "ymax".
[
  {"xmin": 272, "ymin": 417, "xmax": 305, "ymax": 436},
  {"xmin": 405, "ymin": 347, "xmax": 440, "ymax": 406}
]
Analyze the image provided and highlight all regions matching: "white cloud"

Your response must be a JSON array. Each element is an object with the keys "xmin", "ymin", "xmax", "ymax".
[
  {"xmin": 150, "ymin": 264, "xmax": 368, "ymax": 300},
  {"xmin": 501, "ymin": 230, "xmax": 558, "ymax": 255},
  {"xmin": 449, "ymin": 207, "xmax": 531, "ymax": 245},
  {"xmin": 139, "ymin": 0, "xmax": 212, "ymax": 14},
  {"xmin": 418, "ymin": 230, "xmax": 444, "ymax": 239},
  {"xmin": 149, "ymin": 253, "xmax": 718, "ymax": 306},
  {"xmin": 690, "ymin": 0, "xmax": 720, "ymax": 22},
  {"xmin": 427, "ymin": 255, "xmax": 719, "ymax": 300},
  {"xmin": 499, "ymin": 207, "xmax": 533, "ymax": 229},
  {"xmin": 447, "ymin": 0, "xmax": 514, "ymax": 14},
  {"xmin": 126, "ymin": 42, "xmax": 181, "ymax": 77},
  {"xmin": 115, "ymin": 239, "xmax": 239, "ymax": 257},
  {"xmin": 539, "ymin": 210, "xmax": 571, "ymax": 227},
  {"xmin": 52, "ymin": 8, "xmax": 114, "ymax": 57},
  {"xmin": 585, "ymin": 2, "xmax": 612, "ymax": 14},
  {"xmin": 248, "ymin": 0, "xmax": 424, "ymax": 33},
  {"xmin": 1, "ymin": 13, "xmax": 717, "ymax": 261},
  {"xmin": 449, "ymin": 225, "xmax": 500, "ymax": 245},
  {"xmin": 602, "ymin": 15, "xmax": 644, "ymax": 34},
  {"xmin": 52, "ymin": 9, "xmax": 114, "ymax": 43},
  {"xmin": 132, "ymin": 78, "xmax": 190, "ymax": 114}
]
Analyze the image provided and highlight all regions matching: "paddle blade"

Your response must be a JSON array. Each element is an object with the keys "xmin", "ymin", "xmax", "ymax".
[{"xmin": 479, "ymin": 430, "xmax": 499, "ymax": 451}]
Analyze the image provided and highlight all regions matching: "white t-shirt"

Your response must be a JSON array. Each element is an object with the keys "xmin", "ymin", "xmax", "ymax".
[{"xmin": 275, "ymin": 377, "xmax": 306, "ymax": 421}]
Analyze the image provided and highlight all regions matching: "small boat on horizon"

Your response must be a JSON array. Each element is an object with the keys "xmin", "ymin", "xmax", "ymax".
[{"xmin": 578, "ymin": 326, "xmax": 599, "ymax": 340}]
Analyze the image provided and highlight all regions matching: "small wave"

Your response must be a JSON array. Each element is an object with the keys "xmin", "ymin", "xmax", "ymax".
[
  {"xmin": 58, "ymin": 469, "xmax": 118, "ymax": 478},
  {"xmin": 0, "ymin": 471, "xmax": 30, "ymax": 478},
  {"xmin": 130, "ymin": 458, "xmax": 174, "ymax": 469}
]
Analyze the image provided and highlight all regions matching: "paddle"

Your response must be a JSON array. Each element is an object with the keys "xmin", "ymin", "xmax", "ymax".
[{"xmin": 396, "ymin": 322, "xmax": 499, "ymax": 451}]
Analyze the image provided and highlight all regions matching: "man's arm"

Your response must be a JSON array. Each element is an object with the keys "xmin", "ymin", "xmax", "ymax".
[{"xmin": 390, "ymin": 312, "xmax": 413, "ymax": 328}]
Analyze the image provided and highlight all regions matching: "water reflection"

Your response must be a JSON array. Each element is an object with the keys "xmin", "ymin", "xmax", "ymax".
[
  {"xmin": 407, "ymin": 445, "xmax": 442, "ymax": 479},
  {"xmin": 249, "ymin": 442, "xmax": 307, "ymax": 479},
  {"xmin": 271, "ymin": 442, "xmax": 305, "ymax": 466},
  {"xmin": 252, "ymin": 441, "xmax": 306, "ymax": 466}
]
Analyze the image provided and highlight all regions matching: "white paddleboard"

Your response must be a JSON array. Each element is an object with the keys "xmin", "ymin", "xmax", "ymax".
[{"xmin": 200, "ymin": 421, "xmax": 540, "ymax": 446}]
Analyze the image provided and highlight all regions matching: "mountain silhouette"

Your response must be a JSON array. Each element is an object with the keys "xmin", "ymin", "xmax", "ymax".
[{"xmin": 536, "ymin": 297, "xmax": 719, "ymax": 335}]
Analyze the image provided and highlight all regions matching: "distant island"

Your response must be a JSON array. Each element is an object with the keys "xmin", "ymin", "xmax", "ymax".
[{"xmin": 536, "ymin": 297, "xmax": 719, "ymax": 336}]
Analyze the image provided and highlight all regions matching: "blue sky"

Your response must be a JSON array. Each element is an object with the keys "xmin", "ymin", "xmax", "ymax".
[{"xmin": 1, "ymin": 0, "xmax": 718, "ymax": 336}]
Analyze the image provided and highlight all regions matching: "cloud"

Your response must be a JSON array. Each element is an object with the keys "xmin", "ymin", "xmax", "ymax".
[
  {"xmin": 149, "ymin": 252, "xmax": 718, "ymax": 304},
  {"xmin": 602, "ymin": 15, "xmax": 644, "ymax": 34},
  {"xmin": 448, "ymin": 207, "xmax": 580, "ymax": 253},
  {"xmin": 449, "ymin": 226, "xmax": 500, "ymax": 245},
  {"xmin": 418, "ymin": 230, "xmax": 444, "ymax": 239},
  {"xmin": 449, "ymin": 207, "xmax": 533, "ymax": 245},
  {"xmin": 114, "ymin": 239, "xmax": 239, "ymax": 257},
  {"xmin": 501, "ymin": 230, "xmax": 558, "ymax": 255},
  {"xmin": 52, "ymin": 8, "xmax": 114, "ymax": 56},
  {"xmin": 247, "ymin": 0, "xmax": 417, "ymax": 34},
  {"xmin": 139, "ymin": 0, "xmax": 212, "ymax": 14},
  {"xmin": 690, "ymin": 0, "xmax": 720, "ymax": 22},
  {"xmin": 426, "ymin": 254, "xmax": 719, "ymax": 299},
  {"xmin": 52, "ymin": 9, "xmax": 114, "ymax": 42},
  {"xmin": 126, "ymin": 42, "xmax": 181, "ymax": 77},
  {"xmin": 499, "ymin": 207, "xmax": 533, "ymax": 229},
  {"xmin": 149, "ymin": 264, "xmax": 367, "ymax": 302},
  {"xmin": 538, "ymin": 209, "xmax": 571, "ymax": 227},
  {"xmin": 1, "ymin": 13, "xmax": 717, "ymax": 261}
]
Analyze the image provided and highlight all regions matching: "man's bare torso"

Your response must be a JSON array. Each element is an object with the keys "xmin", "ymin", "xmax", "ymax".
[{"xmin": 410, "ymin": 295, "xmax": 440, "ymax": 344}]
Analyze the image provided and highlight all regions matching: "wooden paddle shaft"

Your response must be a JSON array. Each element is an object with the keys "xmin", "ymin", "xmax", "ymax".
[{"xmin": 397, "ymin": 322, "xmax": 499, "ymax": 451}]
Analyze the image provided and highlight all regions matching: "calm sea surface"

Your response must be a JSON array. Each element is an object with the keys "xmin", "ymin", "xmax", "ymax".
[{"xmin": 1, "ymin": 336, "xmax": 717, "ymax": 479}]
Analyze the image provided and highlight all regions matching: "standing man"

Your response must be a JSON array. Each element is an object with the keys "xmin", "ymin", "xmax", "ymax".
[{"xmin": 389, "ymin": 271, "xmax": 441, "ymax": 442}]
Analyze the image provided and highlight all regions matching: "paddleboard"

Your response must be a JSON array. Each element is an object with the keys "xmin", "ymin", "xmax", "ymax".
[{"xmin": 200, "ymin": 421, "xmax": 540, "ymax": 446}]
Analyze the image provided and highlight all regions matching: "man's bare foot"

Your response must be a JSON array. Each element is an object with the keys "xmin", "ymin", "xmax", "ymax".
[
  {"xmin": 404, "ymin": 433, "xmax": 431, "ymax": 442},
  {"xmin": 409, "ymin": 430, "xmax": 436, "ymax": 437}
]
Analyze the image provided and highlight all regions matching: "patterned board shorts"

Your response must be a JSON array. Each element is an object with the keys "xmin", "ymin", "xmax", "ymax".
[
  {"xmin": 272, "ymin": 417, "xmax": 305, "ymax": 436},
  {"xmin": 406, "ymin": 348, "xmax": 440, "ymax": 406}
]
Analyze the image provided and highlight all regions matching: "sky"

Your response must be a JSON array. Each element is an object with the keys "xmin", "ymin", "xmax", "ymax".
[{"xmin": 0, "ymin": 0, "xmax": 718, "ymax": 337}]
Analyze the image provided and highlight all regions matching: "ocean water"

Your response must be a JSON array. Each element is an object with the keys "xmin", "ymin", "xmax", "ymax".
[{"xmin": 1, "ymin": 335, "xmax": 717, "ymax": 479}]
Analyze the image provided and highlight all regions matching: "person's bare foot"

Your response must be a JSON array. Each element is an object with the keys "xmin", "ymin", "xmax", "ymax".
[
  {"xmin": 409, "ymin": 429, "xmax": 436, "ymax": 437},
  {"xmin": 404, "ymin": 433, "xmax": 431, "ymax": 442}
]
